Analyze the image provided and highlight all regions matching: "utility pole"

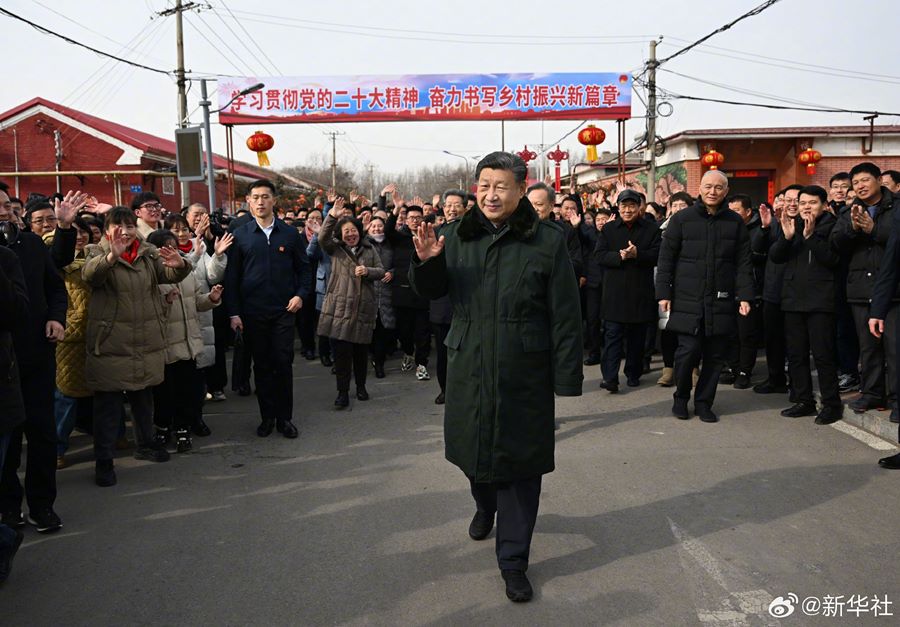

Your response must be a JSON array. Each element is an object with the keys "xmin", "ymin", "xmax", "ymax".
[
  {"xmin": 646, "ymin": 39, "xmax": 658, "ymax": 203},
  {"xmin": 501, "ymin": 120, "xmax": 506, "ymax": 151},
  {"xmin": 324, "ymin": 131, "xmax": 345, "ymax": 189},
  {"xmin": 159, "ymin": 0, "xmax": 200, "ymax": 206},
  {"xmin": 366, "ymin": 163, "xmax": 376, "ymax": 200}
]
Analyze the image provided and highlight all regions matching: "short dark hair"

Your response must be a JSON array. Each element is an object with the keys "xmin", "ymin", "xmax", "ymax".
[
  {"xmin": 442, "ymin": 189, "xmax": 467, "ymax": 205},
  {"xmin": 405, "ymin": 205, "xmax": 424, "ymax": 216},
  {"xmin": 799, "ymin": 185, "xmax": 828, "ymax": 204},
  {"xmin": 849, "ymin": 162, "xmax": 881, "ymax": 180},
  {"xmin": 727, "ymin": 194, "xmax": 752, "ymax": 211},
  {"xmin": 247, "ymin": 179, "xmax": 277, "ymax": 196},
  {"xmin": 72, "ymin": 216, "xmax": 94, "ymax": 243},
  {"xmin": 147, "ymin": 229, "xmax": 177, "ymax": 249},
  {"xmin": 883, "ymin": 170, "xmax": 900, "ymax": 185},
  {"xmin": 104, "ymin": 206, "xmax": 138, "ymax": 229},
  {"xmin": 25, "ymin": 201, "xmax": 54, "ymax": 224},
  {"xmin": 667, "ymin": 191, "xmax": 693, "ymax": 207},
  {"xmin": 130, "ymin": 191, "xmax": 161, "ymax": 211},
  {"xmin": 526, "ymin": 182, "xmax": 555, "ymax": 205},
  {"xmin": 475, "ymin": 151, "xmax": 527, "ymax": 184},
  {"xmin": 778, "ymin": 184, "xmax": 804, "ymax": 197},
  {"xmin": 335, "ymin": 216, "xmax": 363, "ymax": 241},
  {"xmin": 829, "ymin": 172, "xmax": 851, "ymax": 186},
  {"xmin": 164, "ymin": 214, "xmax": 189, "ymax": 230},
  {"xmin": 466, "ymin": 193, "xmax": 476, "ymax": 204},
  {"xmin": 8, "ymin": 196, "xmax": 22, "ymax": 206},
  {"xmin": 596, "ymin": 208, "xmax": 612, "ymax": 218}
]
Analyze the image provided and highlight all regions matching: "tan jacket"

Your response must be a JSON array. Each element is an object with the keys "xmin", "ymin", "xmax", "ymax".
[
  {"xmin": 316, "ymin": 214, "xmax": 384, "ymax": 344},
  {"xmin": 82, "ymin": 238, "xmax": 191, "ymax": 391}
]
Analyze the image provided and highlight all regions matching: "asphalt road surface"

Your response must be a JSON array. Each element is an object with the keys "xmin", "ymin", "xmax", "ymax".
[{"xmin": 4, "ymin": 353, "xmax": 900, "ymax": 626}]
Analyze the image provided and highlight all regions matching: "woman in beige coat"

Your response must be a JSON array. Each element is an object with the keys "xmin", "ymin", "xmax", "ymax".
[
  {"xmin": 317, "ymin": 198, "xmax": 384, "ymax": 408},
  {"xmin": 82, "ymin": 207, "xmax": 190, "ymax": 487}
]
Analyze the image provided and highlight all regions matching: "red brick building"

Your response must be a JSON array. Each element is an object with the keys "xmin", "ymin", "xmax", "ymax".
[
  {"xmin": 0, "ymin": 97, "xmax": 279, "ymax": 209},
  {"xmin": 572, "ymin": 124, "xmax": 900, "ymax": 206}
]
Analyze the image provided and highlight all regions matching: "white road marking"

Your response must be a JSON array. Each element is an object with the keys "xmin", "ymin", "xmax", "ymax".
[
  {"xmin": 143, "ymin": 505, "xmax": 231, "ymax": 520},
  {"xmin": 830, "ymin": 421, "xmax": 897, "ymax": 451},
  {"xmin": 121, "ymin": 487, "xmax": 175, "ymax": 497}
]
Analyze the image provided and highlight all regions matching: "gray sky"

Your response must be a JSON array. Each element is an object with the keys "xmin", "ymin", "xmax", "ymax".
[{"xmin": 3, "ymin": 0, "xmax": 898, "ymax": 184}]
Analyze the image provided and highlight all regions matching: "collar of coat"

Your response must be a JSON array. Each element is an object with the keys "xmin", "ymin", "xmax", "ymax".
[
  {"xmin": 690, "ymin": 200, "xmax": 734, "ymax": 219},
  {"xmin": 457, "ymin": 197, "xmax": 539, "ymax": 242}
]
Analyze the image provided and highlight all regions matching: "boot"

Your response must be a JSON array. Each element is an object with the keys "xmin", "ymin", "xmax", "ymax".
[
  {"xmin": 334, "ymin": 391, "xmax": 349, "ymax": 409},
  {"xmin": 657, "ymin": 367, "xmax": 674, "ymax": 387}
]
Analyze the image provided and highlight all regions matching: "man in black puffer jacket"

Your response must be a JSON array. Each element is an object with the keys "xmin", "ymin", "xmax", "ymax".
[{"xmin": 656, "ymin": 170, "xmax": 754, "ymax": 422}]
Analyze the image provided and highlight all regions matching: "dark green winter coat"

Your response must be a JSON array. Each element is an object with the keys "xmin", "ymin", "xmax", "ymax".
[{"xmin": 410, "ymin": 198, "xmax": 583, "ymax": 482}]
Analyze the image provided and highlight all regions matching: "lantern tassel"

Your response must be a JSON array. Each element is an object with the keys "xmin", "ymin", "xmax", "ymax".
[
  {"xmin": 586, "ymin": 145, "xmax": 598, "ymax": 162},
  {"xmin": 256, "ymin": 151, "xmax": 270, "ymax": 167}
]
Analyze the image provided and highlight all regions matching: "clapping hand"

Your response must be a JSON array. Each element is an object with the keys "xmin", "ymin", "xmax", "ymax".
[
  {"xmin": 619, "ymin": 240, "xmax": 637, "ymax": 260},
  {"xmin": 413, "ymin": 222, "xmax": 445, "ymax": 261},
  {"xmin": 780, "ymin": 212, "xmax": 796, "ymax": 240},
  {"xmin": 802, "ymin": 213, "xmax": 815, "ymax": 239},
  {"xmin": 851, "ymin": 205, "xmax": 875, "ymax": 234},
  {"xmin": 759, "ymin": 204, "xmax": 772, "ymax": 228}
]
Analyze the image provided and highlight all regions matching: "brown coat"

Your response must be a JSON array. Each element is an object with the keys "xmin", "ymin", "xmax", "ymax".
[
  {"xmin": 316, "ymin": 214, "xmax": 385, "ymax": 344},
  {"xmin": 82, "ymin": 237, "xmax": 192, "ymax": 392}
]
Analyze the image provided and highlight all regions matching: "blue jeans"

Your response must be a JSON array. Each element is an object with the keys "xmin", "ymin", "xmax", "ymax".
[{"xmin": 54, "ymin": 390, "xmax": 78, "ymax": 456}]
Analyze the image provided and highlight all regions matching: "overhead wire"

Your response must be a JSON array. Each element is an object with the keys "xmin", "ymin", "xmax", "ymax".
[
  {"xmin": 185, "ymin": 12, "xmax": 255, "ymax": 76},
  {"xmin": 205, "ymin": 5, "xmax": 277, "ymax": 75},
  {"xmin": 213, "ymin": 0, "xmax": 282, "ymax": 74}
]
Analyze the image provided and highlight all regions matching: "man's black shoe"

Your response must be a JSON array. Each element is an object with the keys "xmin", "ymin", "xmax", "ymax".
[
  {"xmin": 599, "ymin": 380, "xmax": 619, "ymax": 393},
  {"xmin": 695, "ymin": 405, "xmax": 719, "ymax": 423},
  {"xmin": 815, "ymin": 406, "xmax": 843, "ymax": 425},
  {"xmin": 373, "ymin": 361, "xmax": 386, "ymax": 378},
  {"xmin": 356, "ymin": 388, "xmax": 370, "ymax": 401},
  {"xmin": 277, "ymin": 420, "xmax": 299, "ymax": 439},
  {"xmin": 192, "ymin": 417, "xmax": 212, "ymax": 437},
  {"xmin": 891, "ymin": 408, "xmax": 899, "ymax": 424},
  {"xmin": 838, "ymin": 373, "xmax": 860, "ymax": 393},
  {"xmin": 753, "ymin": 380, "xmax": 788, "ymax": 394},
  {"xmin": 501, "ymin": 569, "xmax": 533, "ymax": 602},
  {"xmin": 237, "ymin": 383, "xmax": 252, "ymax": 397},
  {"xmin": 719, "ymin": 369, "xmax": 736, "ymax": 384},
  {"xmin": 435, "ymin": 392, "xmax": 445, "ymax": 405},
  {"xmin": 27, "ymin": 508, "xmax": 62, "ymax": 534},
  {"xmin": 134, "ymin": 446, "xmax": 170, "ymax": 463},
  {"xmin": 0, "ymin": 528, "xmax": 24, "ymax": 584},
  {"xmin": 733, "ymin": 373, "xmax": 751, "ymax": 389},
  {"xmin": 878, "ymin": 452, "xmax": 900, "ymax": 469},
  {"xmin": 256, "ymin": 419, "xmax": 276, "ymax": 437},
  {"xmin": 95, "ymin": 459, "xmax": 117, "ymax": 487},
  {"xmin": 642, "ymin": 358, "xmax": 652, "ymax": 375},
  {"xmin": 780, "ymin": 402, "xmax": 817, "ymax": 418},
  {"xmin": 303, "ymin": 350, "xmax": 316, "ymax": 361},
  {"xmin": 849, "ymin": 396, "xmax": 885, "ymax": 414},
  {"xmin": 583, "ymin": 355, "xmax": 601, "ymax": 366},
  {"xmin": 626, "ymin": 378, "xmax": 640, "ymax": 388},
  {"xmin": 0, "ymin": 510, "xmax": 24, "ymax": 528},
  {"xmin": 672, "ymin": 398, "xmax": 690, "ymax": 420},
  {"xmin": 334, "ymin": 392, "xmax": 349, "ymax": 409},
  {"xmin": 468, "ymin": 511, "xmax": 494, "ymax": 540},
  {"xmin": 320, "ymin": 354, "xmax": 333, "ymax": 368}
]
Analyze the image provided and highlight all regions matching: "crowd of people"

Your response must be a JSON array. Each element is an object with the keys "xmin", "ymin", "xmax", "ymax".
[{"xmin": 0, "ymin": 158, "xmax": 899, "ymax": 598}]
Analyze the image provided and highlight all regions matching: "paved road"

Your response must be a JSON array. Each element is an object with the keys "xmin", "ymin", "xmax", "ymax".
[{"xmin": 4, "ymin": 352, "xmax": 900, "ymax": 626}]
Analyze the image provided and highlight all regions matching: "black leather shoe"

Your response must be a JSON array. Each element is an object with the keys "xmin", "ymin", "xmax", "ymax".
[
  {"xmin": 733, "ymin": 373, "xmax": 751, "ymax": 389},
  {"xmin": 753, "ymin": 380, "xmax": 788, "ymax": 394},
  {"xmin": 303, "ymin": 350, "xmax": 316, "ymax": 361},
  {"xmin": 95, "ymin": 459, "xmax": 117, "ymax": 487},
  {"xmin": 781, "ymin": 402, "xmax": 817, "ymax": 418},
  {"xmin": 672, "ymin": 398, "xmax": 690, "ymax": 419},
  {"xmin": 583, "ymin": 355, "xmax": 601, "ymax": 366},
  {"xmin": 501, "ymin": 569, "xmax": 533, "ymax": 602},
  {"xmin": 468, "ymin": 511, "xmax": 494, "ymax": 540},
  {"xmin": 356, "ymin": 388, "xmax": 370, "ymax": 401},
  {"xmin": 192, "ymin": 417, "xmax": 212, "ymax": 437},
  {"xmin": 257, "ymin": 418, "xmax": 275, "ymax": 437},
  {"xmin": 599, "ymin": 380, "xmax": 619, "ymax": 393},
  {"xmin": 849, "ymin": 396, "xmax": 885, "ymax": 413},
  {"xmin": 237, "ymin": 384, "xmax": 252, "ymax": 397},
  {"xmin": 878, "ymin": 452, "xmax": 900, "ymax": 469},
  {"xmin": 320, "ymin": 354, "xmax": 333, "ymax": 368},
  {"xmin": 277, "ymin": 420, "xmax": 299, "ymax": 439},
  {"xmin": 373, "ymin": 362, "xmax": 386, "ymax": 378},
  {"xmin": 718, "ymin": 370, "xmax": 736, "ymax": 384},
  {"xmin": 695, "ymin": 405, "xmax": 719, "ymax": 423},
  {"xmin": 891, "ymin": 408, "xmax": 899, "ymax": 424},
  {"xmin": 626, "ymin": 378, "xmax": 640, "ymax": 387},
  {"xmin": 815, "ymin": 406, "xmax": 843, "ymax": 425},
  {"xmin": 435, "ymin": 392, "xmax": 445, "ymax": 405},
  {"xmin": 334, "ymin": 392, "xmax": 349, "ymax": 409},
  {"xmin": 642, "ymin": 358, "xmax": 652, "ymax": 374}
]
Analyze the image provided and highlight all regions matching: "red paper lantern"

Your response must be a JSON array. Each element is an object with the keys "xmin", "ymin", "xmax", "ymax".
[
  {"xmin": 246, "ymin": 130, "xmax": 275, "ymax": 167},
  {"xmin": 798, "ymin": 148, "xmax": 822, "ymax": 175},
  {"xmin": 577, "ymin": 124, "xmax": 606, "ymax": 162},
  {"xmin": 701, "ymin": 149, "xmax": 725, "ymax": 170}
]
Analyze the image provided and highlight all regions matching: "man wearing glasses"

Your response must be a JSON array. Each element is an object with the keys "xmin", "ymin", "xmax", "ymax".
[{"xmin": 131, "ymin": 192, "xmax": 164, "ymax": 239}]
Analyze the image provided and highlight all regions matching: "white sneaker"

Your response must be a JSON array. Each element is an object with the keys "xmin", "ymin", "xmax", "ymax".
[
  {"xmin": 416, "ymin": 365, "xmax": 430, "ymax": 381},
  {"xmin": 401, "ymin": 354, "xmax": 415, "ymax": 372}
]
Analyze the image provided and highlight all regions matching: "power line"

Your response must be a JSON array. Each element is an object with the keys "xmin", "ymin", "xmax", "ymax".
[
  {"xmin": 0, "ymin": 6, "xmax": 172, "ymax": 75},
  {"xmin": 657, "ymin": 0, "xmax": 784, "ymax": 66},
  {"xmin": 657, "ymin": 88, "xmax": 900, "ymax": 118},
  {"xmin": 206, "ymin": 5, "xmax": 276, "ymax": 75},
  {"xmin": 185, "ymin": 12, "xmax": 256, "ymax": 75},
  {"xmin": 213, "ymin": 1, "xmax": 282, "ymax": 74}
]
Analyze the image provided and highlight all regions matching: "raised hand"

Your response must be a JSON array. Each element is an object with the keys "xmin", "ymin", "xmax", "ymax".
[
  {"xmin": 327, "ymin": 190, "xmax": 338, "ymax": 204},
  {"xmin": 432, "ymin": 194, "xmax": 441, "ymax": 207},
  {"xmin": 381, "ymin": 183, "xmax": 397, "ymax": 197},
  {"xmin": 349, "ymin": 190, "xmax": 359, "ymax": 203},
  {"xmin": 330, "ymin": 197, "xmax": 345, "ymax": 218},
  {"xmin": 214, "ymin": 232, "xmax": 234, "ymax": 256},
  {"xmin": 569, "ymin": 211, "xmax": 582, "ymax": 227},
  {"xmin": 391, "ymin": 187, "xmax": 404, "ymax": 210},
  {"xmin": 208, "ymin": 284, "xmax": 224, "ymax": 304},
  {"xmin": 780, "ymin": 212, "xmax": 796, "ymax": 240},
  {"xmin": 196, "ymin": 213, "xmax": 211, "ymax": 238},
  {"xmin": 802, "ymin": 213, "xmax": 815, "ymax": 239},
  {"xmin": 159, "ymin": 246, "xmax": 186, "ymax": 268},
  {"xmin": 413, "ymin": 222, "xmax": 445, "ymax": 261},
  {"xmin": 411, "ymin": 195, "xmax": 425, "ymax": 207},
  {"xmin": 759, "ymin": 204, "xmax": 772, "ymax": 228},
  {"xmin": 55, "ymin": 190, "xmax": 89, "ymax": 227},
  {"xmin": 108, "ymin": 226, "xmax": 130, "ymax": 258}
]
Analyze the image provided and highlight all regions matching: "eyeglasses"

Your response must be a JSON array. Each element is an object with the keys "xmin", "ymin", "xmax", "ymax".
[
  {"xmin": 139, "ymin": 203, "xmax": 163, "ymax": 211},
  {"xmin": 30, "ymin": 216, "xmax": 59, "ymax": 225}
]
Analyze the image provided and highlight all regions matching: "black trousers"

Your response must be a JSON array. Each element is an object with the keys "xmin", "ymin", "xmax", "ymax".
[
  {"xmin": 852, "ymin": 303, "xmax": 898, "ymax": 405},
  {"xmin": 585, "ymin": 286, "xmax": 603, "ymax": 358},
  {"xmin": 395, "ymin": 306, "xmax": 430, "ymax": 366},
  {"xmin": 601, "ymin": 321, "xmax": 647, "ymax": 384},
  {"xmin": 674, "ymin": 329, "xmax": 730, "ymax": 408},
  {"xmin": 762, "ymin": 301, "xmax": 787, "ymax": 385},
  {"xmin": 204, "ymin": 305, "xmax": 230, "ymax": 393},
  {"xmin": 0, "ymin": 358, "xmax": 57, "ymax": 513},
  {"xmin": 153, "ymin": 359, "xmax": 205, "ymax": 431},
  {"xmin": 784, "ymin": 311, "xmax": 841, "ymax": 408},
  {"xmin": 243, "ymin": 312, "xmax": 296, "ymax": 422},
  {"xmin": 661, "ymin": 329, "xmax": 678, "ymax": 368},
  {"xmin": 296, "ymin": 304, "xmax": 319, "ymax": 355},
  {"xmin": 835, "ymin": 296, "xmax": 860, "ymax": 377},
  {"xmin": 730, "ymin": 301, "xmax": 762, "ymax": 377},
  {"xmin": 371, "ymin": 315, "xmax": 393, "ymax": 368},
  {"xmin": 433, "ymin": 323, "xmax": 450, "ymax": 392},
  {"xmin": 231, "ymin": 329, "xmax": 253, "ymax": 392},
  {"xmin": 93, "ymin": 388, "xmax": 154, "ymax": 461},
  {"xmin": 469, "ymin": 475, "xmax": 542, "ymax": 572},
  {"xmin": 333, "ymin": 339, "xmax": 368, "ymax": 392}
]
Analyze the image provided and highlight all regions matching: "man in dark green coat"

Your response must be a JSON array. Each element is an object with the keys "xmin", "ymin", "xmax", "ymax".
[{"xmin": 409, "ymin": 151, "xmax": 583, "ymax": 603}]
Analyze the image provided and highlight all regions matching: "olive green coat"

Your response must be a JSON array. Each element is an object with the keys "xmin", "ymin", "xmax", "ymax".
[
  {"xmin": 410, "ymin": 199, "xmax": 583, "ymax": 482},
  {"xmin": 82, "ymin": 238, "xmax": 191, "ymax": 392}
]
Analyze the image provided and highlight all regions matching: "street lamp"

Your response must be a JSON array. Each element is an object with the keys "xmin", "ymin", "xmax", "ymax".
[
  {"xmin": 200, "ymin": 81, "xmax": 264, "ymax": 212},
  {"xmin": 443, "ymin": 150, "xmax": 473, "ymax": 192}
]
